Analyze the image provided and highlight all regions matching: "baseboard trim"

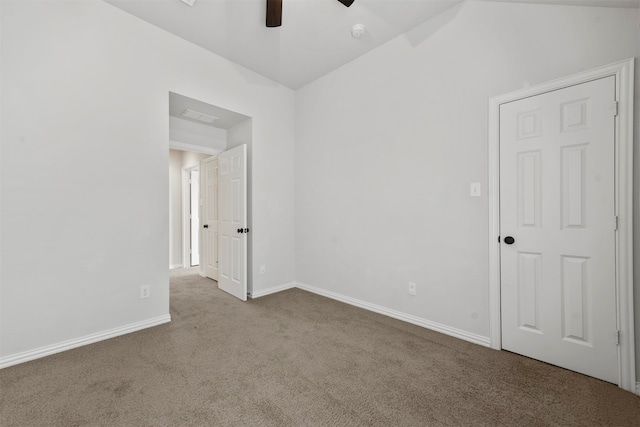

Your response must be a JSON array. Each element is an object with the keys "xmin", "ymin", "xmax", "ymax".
[
  {"xmin": 250, "ymin": 282, "xmax": 297, "ymax": 299},
  {"xmin": 169, "ymin": 264, "xmax": 183, "ymax": 270},
  {"xmin": 636, "ymin": 382, "xmax": 640, "ymax": 396},
  {"xmin": 0, "ymin": 282, "xmax": 495, "ymax": 368},
  {"xmin": 296, "ymin": 282, "xmax": 491, "ymax": 348},
  {"xmin": 0, "ymin": 315, "xmax": 171, "ymax": 369}
]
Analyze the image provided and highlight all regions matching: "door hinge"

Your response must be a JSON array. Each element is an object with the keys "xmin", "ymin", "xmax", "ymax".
[
  {"xmin": 613, "ymin": 101, "xmax": 618, "ymax": 117},
  {"xmin": 615, "ymin": 330, "xmax": 620, "ymax": 346},
  {"xmin": 614, "ymin": 216, "xmax": 618, "ymax": 230}
]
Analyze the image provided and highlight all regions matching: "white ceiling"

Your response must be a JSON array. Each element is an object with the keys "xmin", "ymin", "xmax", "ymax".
[{"xmin": 105, "ymin": 0, "xmax": 639, "ymax": 89}]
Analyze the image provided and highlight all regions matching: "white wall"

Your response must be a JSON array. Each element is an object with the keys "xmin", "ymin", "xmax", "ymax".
[
  {"xmin": 0, "ymin": 0, "xmax": 295, "ymax": 362},
  {"xmin": 295, "ymin": 1, "xmax": 640, "ymax": 374},
  {"xmin": 182, "ymin": 151, "xmax": 212, "ymax": 169}
]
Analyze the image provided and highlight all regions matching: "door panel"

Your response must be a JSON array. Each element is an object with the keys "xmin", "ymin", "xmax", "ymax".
[
  {"xmin": 517, "ymin": 252, "xmax": 541, "ymax": 333},
  {"xmin": 217, "ymin": 145, "xmax": 247, "ymax": 301},
  {"xmin": 500, "ymin": 76, "xmax": 617, "ymax": 383}
]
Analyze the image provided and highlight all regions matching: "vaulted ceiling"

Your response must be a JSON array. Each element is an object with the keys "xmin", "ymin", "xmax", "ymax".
[{"xmin": 104, "ymin": 0, "xmax": 639, "ymax": 89}]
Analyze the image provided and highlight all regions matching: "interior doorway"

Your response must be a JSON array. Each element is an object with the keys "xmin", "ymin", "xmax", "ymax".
[
  {"xmin": 168, "ymin": 91, "xmax": 253, "ymax": 299},
  {"xmin": 169, "ymin": 149, "xmax": 212, "ymax": 270},
  {"xmin": 487, "ymin": 58, "xmax": 635, "ymax": 392},
  {"xmin": 184, "ymin": 165, "xmax": 200, "ymax": 267},
  {"xmin": 499, "ymin": 76, "xmax": 617, "ymax": 383}
]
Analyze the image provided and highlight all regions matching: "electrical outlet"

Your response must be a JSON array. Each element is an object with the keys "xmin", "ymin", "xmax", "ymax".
[
  {"xmin": 260, "ymin": 265, "xmax": 266, "ymax": 274},
  {"xmin": 408, "ymin": 282, "xmax": 416, "ymax": 296},
  {"xmin": 140, "ymin": 285, "xmax": 150, "ymax": 299}
]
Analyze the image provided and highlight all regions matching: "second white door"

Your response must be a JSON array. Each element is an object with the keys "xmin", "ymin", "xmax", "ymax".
[{"xmin": 201, "ymin": 156, "xmax": 219, "ymax": 280}]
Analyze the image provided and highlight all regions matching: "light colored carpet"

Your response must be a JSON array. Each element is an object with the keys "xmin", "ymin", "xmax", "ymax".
[{"xmin": 1, "ymin": 268, "xmax": 639, "ymax": 426}]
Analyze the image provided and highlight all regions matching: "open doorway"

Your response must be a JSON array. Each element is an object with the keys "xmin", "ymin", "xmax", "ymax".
[
  {"xmin": 182, "ymin": 162, "xmax": 202, "ymax": 268},
  {"xmin": 168, "ymin": 92, "xmax": 253, "ymax": 299},
  {"xmin": 169, "ymin": 149, "xmax": 212, "ymax": 269},
  {"xmin": 188, "ymin": 168, "xmax": 200, "ymax": 266}
]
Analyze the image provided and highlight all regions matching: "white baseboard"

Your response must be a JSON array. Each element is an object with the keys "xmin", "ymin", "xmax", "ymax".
[
  {"xmin": 296, "ymin": 282, "xmax": 491, "ymax": 348},
  {"xmin": 169, "ymin": 264, "xmax": 183, "ymax": 270},
  {"xmin": 637, "ymin": 382, "xmax": 640, "ymax": 396},
  {"xmin": 0, "ymin": 281, "xmax": 493, "ymax": 369},
  {"xmin": 250, "ymin": 282, "xmax": 297, "ymax": 299},
  {"xmin": 0, "ymin": 315, "xmax": 171, "ymax": 369}
]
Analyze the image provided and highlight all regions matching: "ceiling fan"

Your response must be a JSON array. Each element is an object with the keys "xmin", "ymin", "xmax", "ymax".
[{"xmin": 266, "ymin": 0, "xmax": 354, "ymax": 27}]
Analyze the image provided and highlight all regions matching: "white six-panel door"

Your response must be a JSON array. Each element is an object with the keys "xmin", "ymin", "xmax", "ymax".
[
  {"xmin": 201, "ymin": 156, "xmax": 219, "ymax": 280},
  {"xmin": 499, "ymin": 76, "xmax": 618, "ymax": 383},
  {"xmin": 217, "ymin": 145, "xmax": 247, "ymax": 301}
]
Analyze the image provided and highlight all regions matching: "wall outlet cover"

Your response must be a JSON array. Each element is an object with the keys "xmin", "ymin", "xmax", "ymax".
[{"xmin": 408, "ymin": 282, "xmax": 417, "ymax": 296}]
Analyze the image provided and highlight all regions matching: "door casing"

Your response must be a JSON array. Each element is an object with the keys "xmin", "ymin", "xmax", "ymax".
[
  {"xmin": 487, "ymin": 58, "xmax": 635, "ymax": 392},
  {"xmin": 182, "ymin": 164, "xmax": 200, "ymax": 268}
]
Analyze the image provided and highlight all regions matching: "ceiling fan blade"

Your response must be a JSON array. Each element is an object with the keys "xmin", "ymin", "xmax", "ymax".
[
  {"xmin": 337, "ymin": 0, "xmax": 354, "ymax": 6},
  {"xmin": 266, "ymin": 0, "xmax": 282, "ymax": 27}
]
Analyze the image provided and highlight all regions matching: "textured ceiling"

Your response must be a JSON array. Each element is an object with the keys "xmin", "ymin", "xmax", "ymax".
[{"xmin": 104, "ymin": 0, "xmax": 639, "ymax": 89}]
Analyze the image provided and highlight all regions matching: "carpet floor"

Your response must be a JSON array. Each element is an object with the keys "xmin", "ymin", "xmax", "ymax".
[{"xmin": 1, "ymin": 268, "xmax": 639, "ymax": 426}]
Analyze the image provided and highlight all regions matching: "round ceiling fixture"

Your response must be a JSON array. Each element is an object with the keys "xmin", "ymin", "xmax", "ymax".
[{"xmin": 351, "ymin": 24, "xmax": 366, "ymax": 39}]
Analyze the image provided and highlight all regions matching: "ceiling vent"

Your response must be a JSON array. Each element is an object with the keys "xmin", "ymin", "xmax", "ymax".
[{"xmin": 182, "ymin": 109, "xmax": 219, "ymax": 124}]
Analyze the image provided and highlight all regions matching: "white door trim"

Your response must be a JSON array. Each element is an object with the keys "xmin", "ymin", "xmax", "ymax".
[
  {"xmin": 181, "ymin": 163, "xmax": 199, "ymax": 268},
  {"xmin": 488, "ymin": 58, "xmax": 635, "ymax": 392}
]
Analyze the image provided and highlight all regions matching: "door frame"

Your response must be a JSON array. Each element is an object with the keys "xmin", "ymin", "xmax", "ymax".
[
  {"xmin": 181, "ymin": 163, "xmax": 200, "ymax": 268},
  {"xmin": 168, "ymin": 141, "xmax": 222, "ymax": 276},
  {"xmin": 487, "ymin": 58, "xmax": 635, "ymax": 392}
]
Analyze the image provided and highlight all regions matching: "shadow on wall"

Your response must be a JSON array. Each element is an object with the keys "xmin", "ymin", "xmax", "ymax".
[{"xmin": 404, "ymin": 1, "xmax": 464, "ymax": 47}]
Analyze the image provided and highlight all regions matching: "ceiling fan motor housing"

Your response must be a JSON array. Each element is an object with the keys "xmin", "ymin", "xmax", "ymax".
[
  {"xmin": 266, "ymin": 0, "xmax": 283, "ymax": 27},
  {"xmin": 267, "ymin": 0, "xmax": 354, "ymax": 28}
]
